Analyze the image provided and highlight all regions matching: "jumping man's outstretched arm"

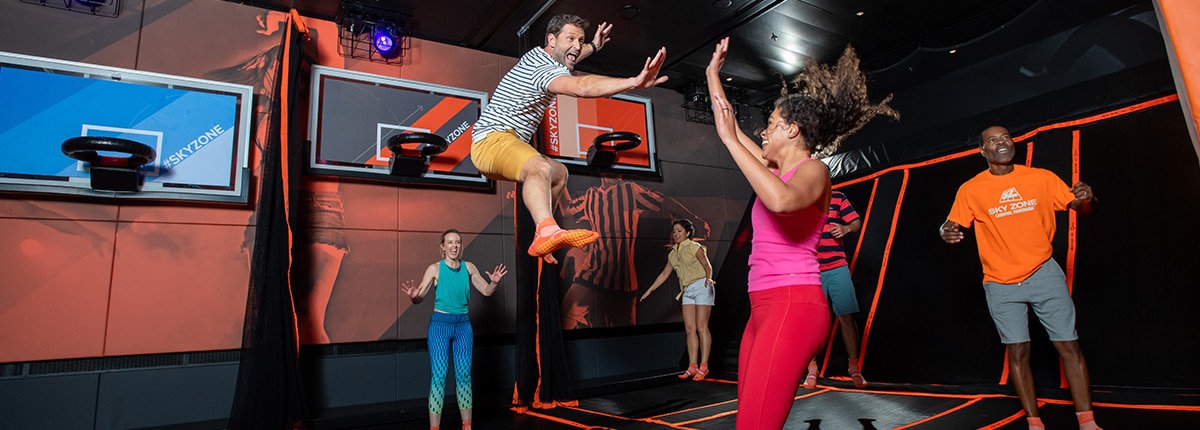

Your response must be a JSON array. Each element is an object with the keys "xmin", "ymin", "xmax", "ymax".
[{"xmin": 547, "ymin": 48, "xmax": 669, "ymax": 98}]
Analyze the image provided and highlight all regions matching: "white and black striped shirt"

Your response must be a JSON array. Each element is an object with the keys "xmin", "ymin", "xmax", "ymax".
[{"xmin": 472, "ymin": 48, "xmax": 571, "ymax": 144}]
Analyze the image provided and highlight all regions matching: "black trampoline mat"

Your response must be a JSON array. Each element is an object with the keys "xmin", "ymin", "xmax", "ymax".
[{"xmin": 522, "ymin": 380, "xmax": 1200, "ymax": 430}]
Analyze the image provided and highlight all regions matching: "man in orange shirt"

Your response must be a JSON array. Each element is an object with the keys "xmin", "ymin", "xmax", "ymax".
[{"xmin": 941, "ymin": 125, "xmax": 1101, "ymax": 430}]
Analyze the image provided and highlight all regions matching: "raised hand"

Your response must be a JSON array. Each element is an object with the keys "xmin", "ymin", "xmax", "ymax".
[
  {"xmin": 706, "ymin": 37, "xmax": 729, "ymax": 79},
  {"xmin": 400, "ymin": 279, "xmax": 419, "ymax": 298},
  {"xmin": 592, "ymin": 21, "xmax": 612, "ymax": 51},
  {"xmin": 486, "ymin": 264, "xmax": 508, "ymax": 283},
  {"xmin": 633, "ymin": 47, "xmax": 670, "ymax": 89}
]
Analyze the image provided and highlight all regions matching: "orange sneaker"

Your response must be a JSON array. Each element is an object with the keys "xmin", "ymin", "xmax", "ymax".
[
  {"xmin": 693, "ymin": 366, "xmax": 709, "ymax": 381},
  {"xmin": 528, "ymin": 229, "xmax": 599, "ymax": 257}
]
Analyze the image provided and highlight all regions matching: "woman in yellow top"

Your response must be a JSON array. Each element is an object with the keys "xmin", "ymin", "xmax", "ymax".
[{"xmin": 640, "ymin": 219, "xmax": 716, "ymax": 380}]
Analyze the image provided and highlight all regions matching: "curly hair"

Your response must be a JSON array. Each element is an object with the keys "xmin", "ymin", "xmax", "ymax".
[{"xmin": 775, "ymin": 45, "xmax": 899, "ymax": 157}]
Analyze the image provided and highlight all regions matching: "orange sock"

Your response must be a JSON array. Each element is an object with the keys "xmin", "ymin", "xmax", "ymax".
[
  {"xmin": 1077, "ymin": 410, "xmax": 1101, "ymax": 430},
  {"xmin": 679, "ymin": 363, "xmax": 698, "ymax": 379},
  {"xmin": 528, "ymin": 219, "xmax": 598, "ymax": 258},
  {"xmin": 461, "ymin": 420, "xmax": 472, "ymax": 430},
  {"xmin": 695, "ymin": 363, "xmax": 709, "ymax": 380},
  {"xmin": 1027, "ymin": 416, "xmax": 1044, "ymax": 430},
  {"xmin": 528, "ymin": 218, "xmax": 563, "ymax": 262},
  {"xmin": 848, "ymin": 358, "xmax": 867, "ymax": 388},
  {"xmin": 803, "ymin": 360, "xmax": 818, "ymax": 389},
  {"xmin": 534, "ymin": 218, "xmax": 561, "ymax": 238}
]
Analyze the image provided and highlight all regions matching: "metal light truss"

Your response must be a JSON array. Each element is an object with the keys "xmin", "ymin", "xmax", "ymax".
[
  {"xmin": 336, "ymin": 0, "xmax": 411, "ymax": 65},
  {"xmin": 20, "ymin": 0, "xmax": 120, "ymax": 18}
]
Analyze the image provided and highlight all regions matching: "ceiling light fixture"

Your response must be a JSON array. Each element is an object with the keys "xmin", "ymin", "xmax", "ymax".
[
  {"xmin": 949, "ymin": 49, "xmax": 958, "ymax": 54},
  {"xmin": 856, "ymin": 11, "xmax": 865, "ymax": 16},
  {"xmin": 337, "ymin": 0, "xmax": 410, "ymax": 64},
  {"xmin": 372, "ymin": 25, "xmax": 402, "ymax": 59},
  {"xmin": 713, "ymin": 0, "xmax": 733, "ymax": 8},
  {"xmin": 771, "ymin": 33, "xmax": 778, "ymax": 42},
  {"xmin": 620, "ymin": 4, "xmax": 641, "ymax": 20}
]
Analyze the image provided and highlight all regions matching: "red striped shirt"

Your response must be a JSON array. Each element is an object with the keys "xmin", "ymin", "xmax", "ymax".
[{"xmin": 817, "ymin": 191, "xmax": 860, "ymax": 271}]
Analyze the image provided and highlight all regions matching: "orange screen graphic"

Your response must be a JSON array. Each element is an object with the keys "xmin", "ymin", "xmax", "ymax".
[{"xmin": 541, "ymin": 95, "xmax": 652, "ymax": 168}]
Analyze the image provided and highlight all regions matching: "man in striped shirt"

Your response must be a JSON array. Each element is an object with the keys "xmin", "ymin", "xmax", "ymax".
[
  {"xmin": 470, "ymin": 14, "xmax": 669, "ymax": 264},
  {"xmin": 803, "ymin": 190, "xmax": 868, "ymax": 389}
]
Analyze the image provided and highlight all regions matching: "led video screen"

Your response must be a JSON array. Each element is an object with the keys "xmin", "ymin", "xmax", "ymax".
[
  {"xmin": 0, "ymin": 51, "xmax": 253, "ymax": 203},
  {"xmin": 307, "ymin": 65, "xmax": 491, "ymax": 189},
  {"xmin": 539, "ymin": 93, "xmax": 659, "ymax": 176}
]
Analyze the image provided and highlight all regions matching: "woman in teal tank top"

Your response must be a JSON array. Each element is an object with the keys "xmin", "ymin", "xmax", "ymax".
[{"xmin": 402, "ymin": 229, "xmax": 508, "ymax": 430}]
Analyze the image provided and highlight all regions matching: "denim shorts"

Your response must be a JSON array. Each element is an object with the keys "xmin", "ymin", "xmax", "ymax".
[{"xmin": 681, "ymin": 278, "xmax": 715, "ymax": 306}]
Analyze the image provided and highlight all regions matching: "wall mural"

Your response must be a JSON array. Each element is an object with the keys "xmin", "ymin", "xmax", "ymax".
[{"xmin": 556, "ymin": 175, "xmax": 710, "ymax": 329}]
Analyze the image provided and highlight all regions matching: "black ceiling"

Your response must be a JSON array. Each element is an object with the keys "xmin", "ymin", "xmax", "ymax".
[{"xmin": 253, "ymin": 0, "xmax": 1147, "ymax": 107}]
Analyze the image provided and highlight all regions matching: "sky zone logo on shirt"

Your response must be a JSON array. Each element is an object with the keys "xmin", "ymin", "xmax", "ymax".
[
  {"xmin": 988, "ymin": 187, "xmax": 1038, "ymax": 218},
  {"xmin": 999, "ymin": 187, "xmax": 1023, "ymax": 203}
]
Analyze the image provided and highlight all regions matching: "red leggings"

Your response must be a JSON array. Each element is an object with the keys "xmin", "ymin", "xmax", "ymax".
[{"xmin": 737, "ymin": 284, "xmax": 829, "ymax": 429}]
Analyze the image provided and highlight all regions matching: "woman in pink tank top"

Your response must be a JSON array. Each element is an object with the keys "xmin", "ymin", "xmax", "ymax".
[{"xmin": 705, "ymin": 37, "xmax": 899, "ymax": 429}]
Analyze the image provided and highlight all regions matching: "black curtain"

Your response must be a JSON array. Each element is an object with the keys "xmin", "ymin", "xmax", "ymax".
[
  {"xmin": 513, "ymin": 208, "xmax": 577, "ymax": 409},
  {"xmin": 228, "ymin": 10, "xmax": 308, "ymax": 430}
]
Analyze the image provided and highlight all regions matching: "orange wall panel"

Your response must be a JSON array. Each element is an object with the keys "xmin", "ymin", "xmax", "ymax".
[
  {"xmin": 0, "ymin": 218, "xmax": 114, "ymax": 362},
  {"xmin": 103, "ymin": 222, "xmax": 249, "ymax": 355}
]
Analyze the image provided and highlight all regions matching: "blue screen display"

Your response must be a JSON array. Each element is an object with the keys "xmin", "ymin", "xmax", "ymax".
[{"xmin": 0, "ymin": 66, "xmax": 239, "ymax": 188}]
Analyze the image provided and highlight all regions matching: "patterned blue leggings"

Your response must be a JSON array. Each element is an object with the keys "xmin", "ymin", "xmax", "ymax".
[{"xmin": 428, "ymin": 312, "xmax": 473, "ymax": 414}]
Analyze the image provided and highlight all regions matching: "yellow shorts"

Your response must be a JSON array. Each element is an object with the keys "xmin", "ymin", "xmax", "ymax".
[{"xmin": 471, "ymin": 129, "xmax": 545, "ymax": 182}]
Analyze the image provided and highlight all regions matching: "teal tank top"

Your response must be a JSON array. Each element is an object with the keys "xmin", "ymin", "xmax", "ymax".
[{"xmin": 433, "ymin": 260, "xmax": 470, "ymax": 314}]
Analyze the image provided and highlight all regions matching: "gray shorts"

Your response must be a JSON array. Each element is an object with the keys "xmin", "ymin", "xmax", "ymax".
[
  {"xmin": 982, "ymin": 258, "xmax": 1078, "ymax": 344},
  {"xmin": 819, "ymin": 265, "xmax": 860, "ymax": 316},
  {"xmin": 681, "ymin": 278, "xmax": 715, "ymax": 306}
]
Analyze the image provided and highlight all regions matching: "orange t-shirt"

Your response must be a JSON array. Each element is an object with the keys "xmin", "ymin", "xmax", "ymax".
[{"xmin": 946, "ymin": 165, "xmax": 1077, "ymax": 284}]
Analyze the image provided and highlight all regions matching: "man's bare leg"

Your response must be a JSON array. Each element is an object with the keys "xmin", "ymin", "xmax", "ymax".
[
  {"xmin": 520, "ymin": 156, "xmax": 559, "ymax": 222},
  {"xmin": 1053, "ymin": 340, "xmax": 1102, "ymax": 429},
  {"xmin": 520, "ymin": 157, "xmax": 596, "ymax": 263},
  {"xmin": 1007, "ymin": 342, "xmax": 1045, "ymax": 429},
  {"xmin": 839, "ymin": 314, "xmax": 867, "ymax": 388}
]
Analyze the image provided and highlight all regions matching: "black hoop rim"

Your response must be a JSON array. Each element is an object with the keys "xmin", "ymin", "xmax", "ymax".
[
  {"xmin": 61, "ymin": 136, "xmax": 157, "ymax": 167},
  {"xmin": 386, "ymin": 132, "xmax": 450, "ymax": 157},
  {"xmin": 592, "ymin": 131, "xmax": 642, "ymax": 152}
]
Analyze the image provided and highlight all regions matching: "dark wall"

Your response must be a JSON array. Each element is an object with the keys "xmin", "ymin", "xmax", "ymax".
[
  {"xmin": 807, "ymin": 6, "xmax": 1200, "ymax": 390},
  {"xmin": 831, "ymin": 99, "xmax": 1200, "ymax": 390}
]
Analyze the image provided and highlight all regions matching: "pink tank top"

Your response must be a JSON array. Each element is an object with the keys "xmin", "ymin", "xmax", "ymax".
[{"xmin": 747, "ymin": 158, "xmax": 827, "ymax": 292}]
